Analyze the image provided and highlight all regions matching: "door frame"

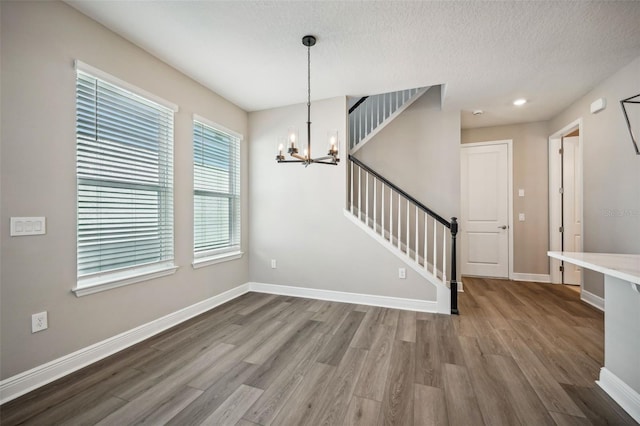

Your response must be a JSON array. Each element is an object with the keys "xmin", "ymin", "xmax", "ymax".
[
  {"xmin": 460, "ymin": 140, "xmax": 514, "ymax": 279},
  {"xmin": 548, "ymin": 118, "xmax": 584, "ymax": 285}
]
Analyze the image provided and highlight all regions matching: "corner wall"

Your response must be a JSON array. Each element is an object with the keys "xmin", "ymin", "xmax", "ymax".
[
  {"xmin": 549, "ymin": 55, "xmax": 640, "ymax": 298},
  {"xmin": 248, "ymin": 97, "xmax": 437, "ymax": 302},
  {"xmin": 0, "ymin": 1, "xmax": 249, "ymax": 379}
]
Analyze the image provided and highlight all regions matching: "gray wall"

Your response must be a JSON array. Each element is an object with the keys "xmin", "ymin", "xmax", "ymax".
[
  {"xmin": 461, "ymin": 121, "xmax": 550, "ymax": 276},
  {"xmin": 1, "ymin": 1, "xmax": 249, "ymax": 379},
  {"xmin": 248, "ymin": 97, "xmax": 437, "ymax": 301},
  {"xmin": 355, "ymin": 87, "xmax": 461, "ymax": 222},
  {"xmin": 549, "ymin": 55, "xmax": 640, "ymax": 298}
]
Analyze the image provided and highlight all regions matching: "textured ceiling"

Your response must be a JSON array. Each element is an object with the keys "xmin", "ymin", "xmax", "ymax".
[{"xmin": 65, "ymin": 1, "xmax": 640, "ymax": 128}]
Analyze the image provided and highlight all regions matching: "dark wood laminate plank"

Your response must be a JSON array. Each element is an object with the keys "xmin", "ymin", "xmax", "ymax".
[
  {"xmin": 458, "ymin": 336, "xmax": 522, "ymax": 425},
  {"xmin": 151, "ymin": 320, "xmax": 242, "ymax": 353},
  {"xmin": 237, "ymin": 293, "xmax": 278, "ymax": 315},
  {"xmin": 451, "ymin": 312, "xmax": 479, "ymax": 337},
  {"xmin": 442, "ymin": 363, "xmax": 485, "ymax": 426},
  {"xmin": 57, "ymin": 396, "xmax": 128, "ymax": 426},
  {"xmin": 134, "ymin": 386, "xmax": 203, "ymax": 425},
  {"xmin": 305, "ymin": 347, "xmax": 368, "ymax": 425},
  {"xmin": 97, "ymin": 342, "xmax": 235, "ymax": 425},
  {"xmin": 371, "ymin": 306, "xmax": 400, "ymax": 328},
  {"xmin": 231, "ymin": 300, "xmax": 290, "ymax": 326},
  {"xmin": 354, "ymin": 325, "xmax": 395, "ymax": 401},
  {"xmin": 242, "ymin": 332, "xmax": 327, "ymax": 425},
  {"xmin": 201, "ymin": 384, "xmax": 263, "ymax": 426},
  {"xmin": 414, "ymin": 318, "xmax": 442, "ymax": 388},
  {"xmin": 413, "ymin": 384, "xmax": 448, "ymax": 426},
  {"xmin": 115, "ymin": 341, "xmax": 235, "ymax": 400},
  {"xmin": 396, "ymin": 310, "xmax": 416, "ymax": 342},
  {"xmin": 561, "ymin": 383, "xmax": 638, "ymax": 425},
  {"xmin": 0, "ymin": 345, "xmax": 157, "ymax": 425},
  {"xmin": 20, "ymin": 367, "xmax": 142, "ymax": 426},
  {"xmin": 317, "ymin": 310, "xmax": 366, "ymax": 366},
  {"xmin": 188, "ymin": 320, "xmax": 284, "ymax": 391},
  {"xmin": 379, "ymin": 340, "xmax": 415, "ymax": 426},
  {"xmin": 166, "ymin": 361, "xmax": 260, "ymax": 425},
  {"xmin": 549, "ymin": 411, "xmax": 593, "ymax": 425},
  {"xmin": 270, "ymin": 362, "xmax": 335, "ymax": 426},
  {"xmin": 243, "ymin": 309, "xmax": 313, "ymax": 364},
  {"xmin": 343, "ymin": 396, "xmax": 381, "ymax": 426},
  {"xmin": 498, "ymin": 328, "xmax": 584, "ymax": 417},
  {"xmin": 351, "ymin": 307, "xmax": 382, "ymax": 349},
  {"xmin": 244, "ymin": 319, "xmax": 322, "ymax": 389},
  {"xmin": 488, "ymin": 351, "xmax": 556, "ymax": 425}
]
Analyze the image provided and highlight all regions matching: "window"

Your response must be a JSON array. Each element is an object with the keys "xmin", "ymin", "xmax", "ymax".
[
  {"xmin": 193, "ymin": 117, "xmax": 241, "ymax": 264},
  {"xmin": 75, "ymin": 62, "xmax": 177, "ymax": 295}
]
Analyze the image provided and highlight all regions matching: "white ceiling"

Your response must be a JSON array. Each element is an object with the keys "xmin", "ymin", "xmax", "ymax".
[{"xmin": 66, "ymin": 1, "xmax": 640, "ymax": 129}]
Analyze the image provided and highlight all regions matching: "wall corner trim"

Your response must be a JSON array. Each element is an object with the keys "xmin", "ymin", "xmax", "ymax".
[
  {"xmin": 581, "ymin": 288, "xmax": 605, "ymax": 312},
  {"xmin": 0, "ymin": 283, "xmax": 251, "ymax": 405},
  {"xmin": 597, "ymin": 367, "xmax": 640, "ymax": 423}
]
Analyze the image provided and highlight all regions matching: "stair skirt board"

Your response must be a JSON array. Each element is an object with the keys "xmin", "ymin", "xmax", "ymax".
[{"xmin": 0, "ymin": 281, "xmax": 440, "ymax": 405}]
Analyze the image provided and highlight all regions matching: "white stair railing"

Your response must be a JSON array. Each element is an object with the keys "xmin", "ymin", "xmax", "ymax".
[
  {"xmin": 347, "ymin": 155, "xmax": 459, "ymax": 314},
  {"xmin": 348, "ymin": 87, "xmax": 428, "ymax": 152}
]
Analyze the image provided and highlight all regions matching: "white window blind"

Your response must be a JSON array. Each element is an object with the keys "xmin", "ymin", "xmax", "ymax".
[
  {"xmin": 76, "ymin": 69, "xmax": 174, "ymax": 282},
  {"xmin": 193, "ymin": 119, "xmax": 241, "ymax": 258}
]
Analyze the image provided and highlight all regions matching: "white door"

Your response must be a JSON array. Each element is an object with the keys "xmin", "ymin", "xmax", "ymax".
[
  {"xmin": 562, "ymin": 136, "xmax": 582, "ymax": 285},
  {"xmin": 461, "ymin": 142, "xmax": 510, "ymax": 278}
]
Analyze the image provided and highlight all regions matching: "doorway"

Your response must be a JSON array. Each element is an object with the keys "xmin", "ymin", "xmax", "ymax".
[
  {"xmin": 460, "ymin": 140, "xmax": 512, "ymax": 278},
  {"xmin": 549, "ymin": 120, "xmax": 584, "ymax": 286}
]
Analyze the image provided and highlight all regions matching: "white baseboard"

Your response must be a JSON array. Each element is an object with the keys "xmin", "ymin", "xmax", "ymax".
[
  {"xmin": 249, "ymin": 282, "xmax": 439, "ymax": 313},
  {"xmin": 581, "ymin": 289, "xmax": 605, "ymax": 312},
  {"xmin": 597, "ymin": 367, "xmax": 640, "ymax": 423},
  {"xmin": 0, "ymin": 283, "xmax": 250, "ymax": 405},
  {"xmin": 511, "ymin": 273, "xmax": 551, "ymax": 283}
]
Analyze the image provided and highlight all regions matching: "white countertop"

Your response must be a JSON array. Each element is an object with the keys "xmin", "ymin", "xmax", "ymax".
[{"xmin": 548, "ymin": 252, "xmax": 640, "ymax": 285}]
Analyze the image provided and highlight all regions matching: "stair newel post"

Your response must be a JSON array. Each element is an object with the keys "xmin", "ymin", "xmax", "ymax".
[{"xmin": 450, "ymin": 217, "xmax": 459, "ymax": 315}]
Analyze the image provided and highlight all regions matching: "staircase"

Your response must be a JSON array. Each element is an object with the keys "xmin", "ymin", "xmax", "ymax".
[
  {"xmin": 349, "ymin": 87, "xmax": 430, "ymax": 153},
  {"xmin": 346, "ymin": 87, "xmax": 459, "ymax": 315}
]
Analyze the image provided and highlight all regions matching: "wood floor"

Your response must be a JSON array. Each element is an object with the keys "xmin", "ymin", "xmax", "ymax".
[{"xmin": 2, "ymin": 277, "xmax": 637, "ymax": 425}]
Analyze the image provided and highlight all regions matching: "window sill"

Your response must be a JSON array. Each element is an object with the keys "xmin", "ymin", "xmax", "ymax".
[
  {"xmin": 192, "ymin": 251, "xmax": 244, "ymax": 269},
  {"xmin": 73, "ymin": 263, "xmax": 179, "ymax": 297}
]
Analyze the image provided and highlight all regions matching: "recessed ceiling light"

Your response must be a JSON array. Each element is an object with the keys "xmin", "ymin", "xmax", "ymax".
[
  {"xmin": 513, "ymin": 98, "xmax": 527, "ymax": 106},
  {"xmin": 472, "ymin": 110, "xmax": 483, "ymax": 115}
]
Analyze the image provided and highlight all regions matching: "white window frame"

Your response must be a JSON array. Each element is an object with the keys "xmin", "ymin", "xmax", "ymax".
[
  {"xmin": 192, "ymin": 115, "xmax": 243, "ymax": 268},
  {"xmin": 73, "ymin": 61, "xmax": 178, "ymax": 296}
]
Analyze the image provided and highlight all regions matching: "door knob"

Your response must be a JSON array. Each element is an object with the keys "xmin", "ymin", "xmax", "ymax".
[{"xmin": 498, "ymin": 225, "xmax": 508, "ymax": 229}]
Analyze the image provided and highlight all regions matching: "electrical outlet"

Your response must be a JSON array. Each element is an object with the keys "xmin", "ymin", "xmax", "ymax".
[
  {"xmin": 271, "ymin": 259, "xmax": 277, "ymax": 269},
  {"xmin": 32, "ymin": 311, "xmax": 48, "ymax": 333},
  {"xmin": 398, "ymin": 268, "xmax": 406, "ymax": 279},
  {"xmin": 519, "ymin": 213, "xmax": 525, "ymax": 221}
]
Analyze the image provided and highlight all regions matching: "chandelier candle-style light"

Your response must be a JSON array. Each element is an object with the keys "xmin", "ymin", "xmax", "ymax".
[{"xmin": 276, "ymin": 35, "xmax": 340, "ymax": 166}]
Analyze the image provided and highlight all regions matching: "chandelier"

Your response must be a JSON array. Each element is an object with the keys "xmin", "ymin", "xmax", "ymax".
[{"xmin": 276, "ymin": 35, "xmax": 340, "ymax": 166}]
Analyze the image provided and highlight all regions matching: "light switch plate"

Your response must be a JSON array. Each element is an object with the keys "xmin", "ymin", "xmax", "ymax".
[
  {"xmin": 519, "ymin": 213, "xmax": 526, "ymax": 221},
  {"xmin": 11, "ymin": 217, "xmax": 46, "ymax": 236},
  {"xmin": 518, "ymin": 189, "xmax": 525, "ymax": 197}
]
